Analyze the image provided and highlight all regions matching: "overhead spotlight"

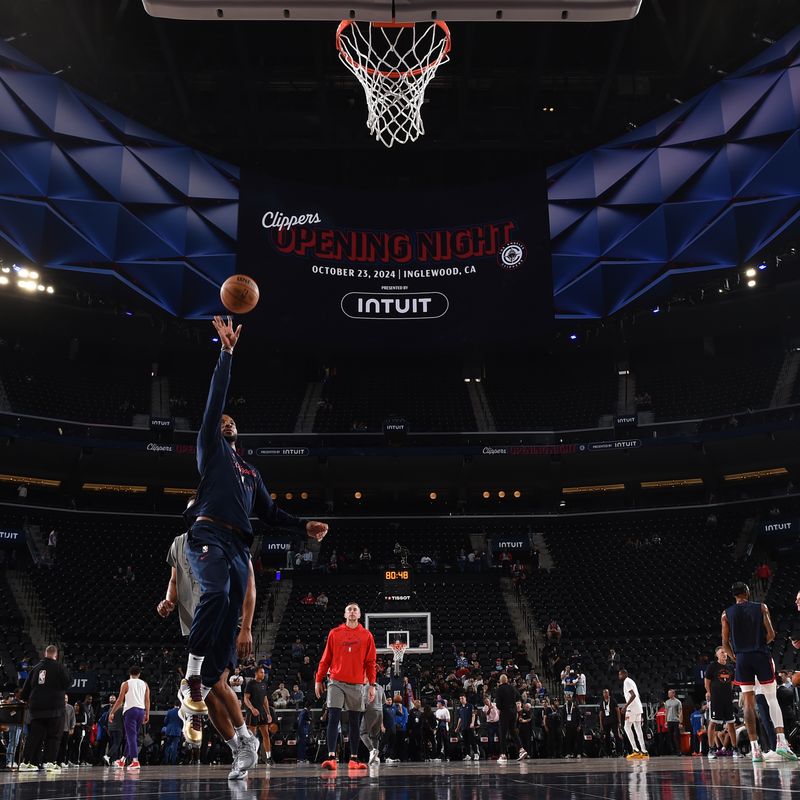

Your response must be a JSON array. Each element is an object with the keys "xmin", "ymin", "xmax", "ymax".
[
  {"xmin": 46, "ymin": 286, "xmax": 54, "ymax": 294},
  {"xmin": 285, "ymin": 492, "xmax": 293, "ymax": 500},
  {"xmin": 0, "ymin": 277, "xmax": 7, "ymax": 286},
  {"xmin": 758, "ymin": 262, "xmax": 767, "ymax": 271},
  {"xmin": 300, "ymin": 491, "xmax": 309, "ymax": 500},
  {"xmin": 354, "ymin": 491, "xmax": 362, "ymax": 500},
  {"xmin": 17, "ymin": 280, "xmax": 35, "ymax": 291},
  {"xmin": 652, "ymin": 306, "xmax": 660, "ymax": 314},
  {"xmin": 513, "ymin": 490, "xmax": 521, "ymax": 499},
  {"xmin": 1, "ymin": 267, "xmax": 9, "ymax": 273},
  {"xmin": 569, "ymin": 333, "xmax": 578, "ymax": 341},
  {"xmin": 429, "ymin": 491, "xmax": 437, "ymax": 500},
  {"xmin": 498, "ymin": 490, "xmax": 506, "ymax": 499},
  {"xmin": 270, "ymin": 492, "xmax": 277, "ymax": 500},
  {"xmin": 124, "ymin": 311, "xmax": 133, "ymax": 317},
  {"xmin": 482, "ymin": 491, "xmax": 490, "ymax": 499},
  {"xmin": 29, "ymin": 271, "xmax": 38, "ymax": 280},
  {"xmin": 559, "ymin": 500, "xmax": 566, "ymax": 508},
  {"xmin": 745, "ymin": 267, "xmax": 756, "ymax": 278},
  {"xmin": 212, "ymin": 337, "xmax": 219, "ymax": 343},
  {"xmin": 618, "ymin": 369, "xmax": 630, "ymax": 376},
  {"xmin": 464, "ymin": 377, "xmax": 471, "ymax": 383},
  {"xmin": 17, "ymin": 268, "xmax": 29, "ymax": 278},
  {"xmin": 475, "ymin": 377, "xmax": 481, "ymax": 383},
  {"xmin": 36, "ymin": 285, "xmax": 45, "ymax": 292},
  {"xmin": 747, "ymin": 279, "xmax": 757, "ymax": 288}
]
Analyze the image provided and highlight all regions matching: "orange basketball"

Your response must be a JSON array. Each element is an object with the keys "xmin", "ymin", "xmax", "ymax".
[
  {"xmin": 792, "ymin": 671, "xmax": 800, "ymax": 687},
  {"xmin": 220, "ymin": 274, "xmax": 259, "ymax": 314}
]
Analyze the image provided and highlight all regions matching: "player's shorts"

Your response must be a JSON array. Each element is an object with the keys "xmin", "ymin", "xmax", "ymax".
[
  {"xmin": 245, "ymin": 709, "xmax": 270, "ymax": 727},
  {"xmin": 733, "ymin": 652, "xmax": 775, "ymax": 690},
  {"xmin": 327, "ymin": 680, "xmax": 366, "ymax": 712},
  {"xmin": 624, "ymin": 708, "xmax": 642, "ymax": 723},
  {"xmin": 709, "ymin": 697, "xmax": 735, "ymax": 724},
  {"xmin": 360, "ymin": 709, "xmax": 382, "ymax": 738}
]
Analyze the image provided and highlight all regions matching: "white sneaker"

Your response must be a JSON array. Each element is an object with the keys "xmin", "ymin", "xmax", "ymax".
[
  {"xmin": 432, "ymin": 758, "xmax": 442, "ymax": 762},
  {"xmin": 752, "ymin": 746, "xmax": 764, "ymax": 763},
  {"xmin": 18, "ymin": 763, "xmax": 38, "ymax": 772},
  {"xmin": 385, "ymin": 757, "xmax": 399, "ymax": 764},
  {"xmin": 732, "ymin": 751, "xmax": 740, "ymax": 759},
  {"xmin": 368, "ymin": 748, "xmax": 380, "ymax": 765},
  {"xmin": 103, "ymin": 755, "xmax": 110, "ymax": 766},
  {"xmin": 764, "ymin": 750, "xmax": 784, "ymax": 763},
  {"xmin": 707, "ymin": 749, "xmax": 717, "ymax": 760},
  {"xmin": 43, "ymin": 762, "xmax": 62, "ymax": 773},
  {"xmin": 775, "ymin": 746, "xmax": 798, "ymax": 762},
  {"xmin": 498, "ymin": 755, "xmax": 508, "ymax": 764},
  {"xmin": 472, "ymin": 753, "xmax": 480, "ymax": 761},
  {"xmin": 463, "ymin": 755, "xmax": 472, "ymax": 761},
  {"xmin": 517, "ymin": 749, "xmax": 529, "ymax": 761}
]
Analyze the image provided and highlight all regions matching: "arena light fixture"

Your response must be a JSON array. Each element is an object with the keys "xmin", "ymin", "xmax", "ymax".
[
  {"xmin": 285, "ymin": 492, "xmax": 294, "ymax": 500},
  {"xmin": 300, "ymin": 491, "xmax": 309, "ymax": 500},
  {"xmin": 641, "ymin": 478, "xmax": 703, "ymax": 489},
  {"xmin": 46, "ymin": 286, "xmax": 54, "ymax": 294},
  {"xmin": 747, "ymin": 279, "xmax": 757, "ymax": 287},
  {"xmin": 498, "ymin": 490, "xmax": 506, "ymax": 499},
  {"xmin": 429, "ymin": 491, "xmax": 437, "ymax": 500},
  {"xmin": 562, "ymin": 483, "xmax": 625, "ymax": 494},
  {"xmin": 745, "ymin": 267, "xmax": 757, "ymax": 278},
  {"xmin": 0, "ymin": 473, "xmax": 60, "ymax": 487},
  {"xmin": 758, "ymin": 262, "xmax": 768, "ymax": 270},
  {"xmin": 270, "ymin": 492, "xmax": 277, "ymax": 500},
  {"xmin": 0, "ymin": 266, "xmax": 9, "ymax": 273},
  {"xmin": 36, "ymin": 285, "xmax": 45, "ymax": 292},
  {"xmin": 482, "ymin": 491, "xmax": 490, "ymax": 499},
  {"xmin": 83, "ymin": 482, "xmax": 147, "ymax": 493},
  {"xmin": 0, "ymin": 277, "xmax": 7, "ymax": 286},
  {"xmin": 17, "ymin": 267, "xmax": 29, "ymax": 278},
  {"xmin": 354, "ymin": 491, "xmax": 363, "ymax": 500},
  {"xmin": 513, "ymin": 490, "xmax": 521, "ymax": 498},
  {"xmin": 723, "ymin": 467, "xmax": 787, "ymax": 482},
  {"xmin": 29, "ymin": 271, "xmax": 38, "ymax": 280},
  {"xmin": 164, "ymin": 487, "xmax": 196, "ymax": 496},
  {"xmin": 569, "ymin": 333, "xmax": 578, "ymax": 341},
  {"xmin": 17, "ymin": 279, "xmax": 36, "ymax": 291}
]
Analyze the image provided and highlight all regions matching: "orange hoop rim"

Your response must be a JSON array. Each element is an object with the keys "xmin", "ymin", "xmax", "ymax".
[
  {"xmin": 336, "ymin": 19, "xmax": 451, "ymax": 80},
  {"xmin": 390, "ymin": 641, "xmax": 408, "ymax": 653}
]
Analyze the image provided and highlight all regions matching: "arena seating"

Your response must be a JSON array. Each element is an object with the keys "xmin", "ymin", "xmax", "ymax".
[
  {"xmin": 633, "ymin": 345, "xmax": 783, "ymax": 421},
  {"xmin": 0, "ymin": 571, "xmax": 36, "ymax": 689},
  {"xmin": 484, "ymin": 357, "xmax": 616, "ymax": 431},
  {"xmin": 2, "ymin": 353, "xmax": 149, "ymax": 426},
  {"xmin": 313, "ymin": 363, "xmax": 476, "ymax": 432},
  {"xmin": 524, "ymin": 506, "xmax": 751, "ymax": 700}
]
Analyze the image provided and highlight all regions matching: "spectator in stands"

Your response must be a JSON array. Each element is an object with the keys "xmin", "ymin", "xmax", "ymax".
[
  {"xmin": 457, "ymin": 549, "xmax": 467, "ymax": 573},
  {"xmin": 291, "ymin": 684, "xmax": 305, "ymax": 709},
  {"xmin": 297, "ymin": 656, "xmax": 314, "ymax": 695},
  {"xmin": 47, "ymin": 529, "xmax": 57, "ymax": 563},
  {"xmin": 755, "ymin": 562, "xmax": 772, "ymax": 597},
  {"xmin": 607, "ymin": 649, "xmax": 620, "ymax": 675},
  {"xmin": 228, "ymin": 667, "xmax": 244, "ymax": 704},
  {"xmin": 547, "ymin": 621, "xmax": 562, "ymax": 643},
  {"xmin": 531, "ymin": 547, "xmax": 541, "ymax": 571},
  {"xmin": 562, "ymin": 694, "xmax": 582, "ymax": 759},
  {"xmin": 123, "ymin": 565, "xmax": 135, "ymax": 585},
  {"xmin": 561, "ymin": 667, "xmax": 577, "ymax": 699},
  {"xmin": 300, "ymin": 592, "xmax": 315, "ymax": 606},
  {"xmin": 258, "ymin": 654, "xmax": 273, "ymax": 683},
  {"xmin": 359, "ymin": 548, "xmax": 373, "ymax": 572},
  {"xmin": 498, "ymin": 550, "xmax": 513, "ymax": 572},
  {"xmin": 690, "ymin": 703, "xmax": 706, "ymax": 756},
  {"xmin": 16, "ymin": 484, "xmax": 28, "ymax": 501},
  {"xmin": 402, "ymin": 676, "xmax": 415, "ymax": 708},
  {"xmin": 455, "ymin": 651, "xmax": 469, "ymax": 670},
  {"xmin": 291, "ymin": 638, "xmax": 305, "ymax": 661},
  {"xmin": 316, "ymin": 591, "xmax": 329, "ymax": 610},
  {"xmin": 665, "ymin": 690, "xmax": 683, "ymax": 755},
  {"xmin": 483, "ymin": 697, "xmax": 499, "ymax": 756},
  {"xmin": 271, "ymin": 683, "xmax": 290, "ymax": 710},
  {"xmin": 328, "ymin": 550, "xmax": 339, "ymax": 573},
  {"xmin": 301, "ymin": 549, "xmax": 314, "ymax": 570},
  {"xmin": 575, "ymin": 671, "xmax": 587, "ymax": 704},
  {"xmin": 16, "ymin": 658, "xmax": 30, "ymax": 687},
  {"xmin": 419, "ymin": 554, "xmax": 434, "ymax": 573},
  {"xmin": 534, "ymin": 680, "xmax": 547, "ymax": 702},
  {"xmin": 69, "ymin": 702, "xmax": 88, "ymax": 765}
]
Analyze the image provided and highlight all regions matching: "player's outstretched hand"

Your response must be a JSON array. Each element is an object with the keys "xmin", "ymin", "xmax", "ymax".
[
  {"xmin": 315, "ymin": 681, "xmax": 324, "ymax": 699},
  {"xmin": 213, "ymin": 315, "xmax": 242, "ymax": 352},
  {"xmin": 157, "ymin": 599, "xmax": 175, "ymax": 618},
  {"xmin": 307, "ymin": 521, "xmax": 329, "ymax": 541},
  {"xmin": 236, "ymin": 627, "xmax": 253, "ymax": 660}
]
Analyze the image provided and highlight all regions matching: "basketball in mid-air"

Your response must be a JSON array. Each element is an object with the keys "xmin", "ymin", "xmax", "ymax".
[{"xmin": 220, "ymin": 274, "xmax": 259, "ymax": 314}]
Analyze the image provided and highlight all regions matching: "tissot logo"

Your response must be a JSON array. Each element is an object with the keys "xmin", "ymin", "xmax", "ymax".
[
  {"xmin": 341, "ymin": 292, "xmax": 449, "ymax": 320},
  {"xmin": 765, "ymin": 522, "xmax": 793, "ymax": 532}
]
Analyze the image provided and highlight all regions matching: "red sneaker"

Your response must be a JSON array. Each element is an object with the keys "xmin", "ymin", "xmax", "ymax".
[
  {"xmin": 348, "ymin": 760, "xmax": 367, "ymax": 770},
  {"xmin": 322, "ymin": 759, "xmax": 338, "ymax": 770}
]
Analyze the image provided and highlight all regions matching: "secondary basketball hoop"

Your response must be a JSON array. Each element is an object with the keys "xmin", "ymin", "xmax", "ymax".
[{"xmin": 336, "ymin": 19, "xmax": 451, "ymax": 148}]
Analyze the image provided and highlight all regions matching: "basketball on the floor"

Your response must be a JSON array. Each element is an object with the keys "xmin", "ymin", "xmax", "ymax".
[{"xmin": 220, "ymin": 274, "xmax": 259, "ymax": 314}]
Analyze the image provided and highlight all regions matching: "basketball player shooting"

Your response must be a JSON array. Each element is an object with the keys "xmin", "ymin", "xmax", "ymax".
[
  {"xmin": 179, "ymin": 316, "xmax": 329, "ymax": 733},
  {"xmin": 315, "ymin": 602, "xmax": 377, "ymax": 770}
]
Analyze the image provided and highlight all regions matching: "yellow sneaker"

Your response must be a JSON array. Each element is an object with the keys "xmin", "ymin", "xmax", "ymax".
[{"xmin": 626, "ymin": 753, "xmax": 639, "ymax": 760}]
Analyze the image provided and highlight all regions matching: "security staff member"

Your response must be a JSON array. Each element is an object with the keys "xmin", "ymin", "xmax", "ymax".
[{"xmin": 19, "ymin": 645, "xmax": 70, "ymax": 771}]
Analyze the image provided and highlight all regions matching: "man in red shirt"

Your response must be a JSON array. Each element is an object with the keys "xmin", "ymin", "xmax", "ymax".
[
  {"xmin": 654, "ymin": 704, "xmax": 668, "ymax": 756},
  {"xmin": 315, "ymin": 602, "xmax": 377, "ymax": 770}
]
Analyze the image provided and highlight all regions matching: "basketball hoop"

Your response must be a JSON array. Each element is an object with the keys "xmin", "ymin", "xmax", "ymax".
[
  {"xmin": 390, "ymin": 640, "xmax": 408, "ymax": 671},
  {"xmin": 336, "ymin": 19, "xmax": 451, "ymax": 148}
]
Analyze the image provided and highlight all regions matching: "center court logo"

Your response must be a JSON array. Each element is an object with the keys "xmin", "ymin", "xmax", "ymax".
[
  {"xmin": 497, "ymin": 241, "xmax": 527, "ymax": 270},
  {"xmin": 341, "ymin": 292, "xmax": 449, "ymax": 320}
]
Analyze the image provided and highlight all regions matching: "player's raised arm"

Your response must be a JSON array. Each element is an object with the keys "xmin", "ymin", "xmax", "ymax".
[{"xmin": 197, "ymin": 317, "xmax": 241, "ymax": 467}]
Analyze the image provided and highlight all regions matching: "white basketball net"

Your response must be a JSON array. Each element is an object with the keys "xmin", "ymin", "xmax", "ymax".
[{"xmin": 336, "ymin": 20, "xmax": 451, "ymax": 148}]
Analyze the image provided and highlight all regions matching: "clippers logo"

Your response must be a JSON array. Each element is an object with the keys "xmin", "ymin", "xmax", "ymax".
[
  {"xmin": 341, "ymin": 292, "xmax": 449, "ymax": 320},
  {"xmin": 498, "ymin": 241, "xmax": 527, "ymax": 270}
]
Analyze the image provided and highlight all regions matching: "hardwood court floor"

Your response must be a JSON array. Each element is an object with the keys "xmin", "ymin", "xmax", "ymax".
[{"xmin": 2, "ymin": 756, "xmax": 799, "ymax": 800}]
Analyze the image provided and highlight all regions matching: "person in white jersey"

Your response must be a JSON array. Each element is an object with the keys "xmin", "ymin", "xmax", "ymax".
[
  {"xmin": 618, "ymin": 669, "xmax": 648, "ymax": 760},
  {"xmin": 433, "ymin": 700, "xmax": 451, "ymax": 761},
  {"xmin": 108, "ymin": 667, "xmax": 149, "ymax": 770}
]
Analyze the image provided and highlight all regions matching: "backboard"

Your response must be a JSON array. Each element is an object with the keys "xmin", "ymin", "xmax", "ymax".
[
  {"xmin": 143, "ymin": 0, "xmax": 643, "ymax": 22},
  {"xmin": 365, "ymin": 611, "xmax": 432, "ymax": 654}
]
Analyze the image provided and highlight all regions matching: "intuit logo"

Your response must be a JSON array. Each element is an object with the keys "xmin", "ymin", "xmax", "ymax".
[
  {"xmin": 341, "ymin": 292, "xmax": 449, "ymax": 320},
  {"xmin": 498, "ymin": 541, "xmax": 524, "ymax": 549},
  {"xmin": 765, "ymin": 522, "xmax": 793, "ymax": 532}
]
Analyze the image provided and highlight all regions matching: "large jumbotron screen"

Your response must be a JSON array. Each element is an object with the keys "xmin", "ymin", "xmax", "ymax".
[{"xmin": 236, "ymin": 170, "xmax": 552, "ymax": 348}]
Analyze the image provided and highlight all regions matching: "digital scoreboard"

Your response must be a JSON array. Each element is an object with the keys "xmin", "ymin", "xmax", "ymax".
[{"xmin": 382, "ymin": 569, "xmax": 413, "ymax": 601}]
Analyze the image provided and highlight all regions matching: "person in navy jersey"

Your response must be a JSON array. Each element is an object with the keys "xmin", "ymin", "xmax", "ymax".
[
  {"xmin": 721, "ymin": 581, "xmax": 796, "ymax": 763},
  {"xmin": 179, "ymin": 316, "xmax": 328, "ymax": 736}
]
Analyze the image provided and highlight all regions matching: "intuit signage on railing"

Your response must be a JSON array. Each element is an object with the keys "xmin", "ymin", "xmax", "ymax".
[
  {"xmin": 0, "ymin": 529, "xmax": 24, "ymax": 548},
  {"xmin": 490, "ymin": 536, "xmax": 530, "ymax": 555}
]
